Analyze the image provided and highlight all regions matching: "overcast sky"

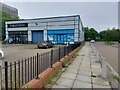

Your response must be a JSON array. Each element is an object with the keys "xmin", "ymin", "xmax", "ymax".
[{"xmin": 3, "ymin": 1, "xmax": 119, "ymax": 32}]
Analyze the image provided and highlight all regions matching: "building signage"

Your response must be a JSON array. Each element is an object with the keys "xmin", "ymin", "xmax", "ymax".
[{"xmin": 8, "ymin": 23, "xmax": 28, "ymax": 28}]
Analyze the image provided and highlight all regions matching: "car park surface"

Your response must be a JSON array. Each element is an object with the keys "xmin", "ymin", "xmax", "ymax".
[{"xmin": 1, "ymin": 44, "xmax": 58, "ymax": 63}]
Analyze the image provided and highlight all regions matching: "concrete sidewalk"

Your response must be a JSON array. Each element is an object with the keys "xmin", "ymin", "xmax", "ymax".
[{"xmin": 52, "ymin": 42, "xmax": 111, "ymax": 89}]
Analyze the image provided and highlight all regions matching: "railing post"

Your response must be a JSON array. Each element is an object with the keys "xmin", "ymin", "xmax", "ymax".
[
  {"xmin": 0, "ymin": 66, "xmax": 2, "ymax": 90},
  {"xmin": 59, "ymin": 47, "xmax": 61, "ymax": 62},
  {"xmin": 51, "ymin": 49, "xmax": 53, "ymax": 68},
  {"xmin": 67, "ymin": 44, "xmax": 69, "ymax": 55},
  {"xmin": 5, "ymin": 61, "xmax": 8, "ymax": 90},
  {"xmin": 14, "ymin": 62, "xmax": 16, "ymax": 89},
  {"xmin": 64, "ymin": 46, "xmax": 66, "ymax": 56},
  {"xmin": 36, "ymin": 53, "xmax": 39, "ymax": 79}
]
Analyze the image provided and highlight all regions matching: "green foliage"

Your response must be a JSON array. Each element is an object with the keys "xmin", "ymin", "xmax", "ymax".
[
  {"xmin": 84, "ymin": 26, "xmax": 120, "ymax": 42},
  {"xmin": 99, "ymin": 28, "xmax": 120, "ymax": 42},
  {"xmin": 84, "ymin": 27, "xmax": 99, "ymax": 41},
  {"xmin": 0, "ymin": 11, "xmax": 19, "ymax": 40},
  {"xmin": 113, "ymin": 75, "xmax": 120, "ymax": 84}
]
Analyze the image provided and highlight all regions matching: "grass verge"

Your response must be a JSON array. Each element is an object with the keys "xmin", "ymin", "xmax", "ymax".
[{"xmin": 104, "ymin": 41, "xmax": 116, "ymax": 45}]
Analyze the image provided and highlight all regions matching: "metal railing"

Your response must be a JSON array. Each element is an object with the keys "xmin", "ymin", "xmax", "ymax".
[{"xmin": 0, "ymin": 43, "xmax": 81, "ymax": 89}]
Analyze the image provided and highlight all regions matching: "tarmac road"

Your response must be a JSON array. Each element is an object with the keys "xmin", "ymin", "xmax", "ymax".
[{"xmin": 93, "ymin": 42, "xmax": 118, "ymax": 72}]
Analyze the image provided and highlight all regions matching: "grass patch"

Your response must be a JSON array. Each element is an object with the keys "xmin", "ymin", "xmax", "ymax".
[
  {"xmin": 45, "ymin": 68, "xmax": 65, "ymax": 88},
  {"xmin": 113, "ymin": 75, "xmax": 120, "ymax": 84},
  {"xmin": 104, "ymin": 41, "xmax": 115, "ymax": 45}
]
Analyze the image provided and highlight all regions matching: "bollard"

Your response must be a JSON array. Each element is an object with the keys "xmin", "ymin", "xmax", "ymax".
[
  {"xmin": 101, "ymin": 59, "xmax": 107, "ymax": 79},
  {"xmin": 0, "ymin": 66, "xmax": 2, "ymax": 90}
]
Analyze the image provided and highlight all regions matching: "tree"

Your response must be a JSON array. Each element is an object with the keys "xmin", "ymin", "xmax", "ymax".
[
  {"xmin": 89, "ymin": 28, "xmax": 98, "ymax": 40},
  {"xmin": 84, "ymin": 27, "xmax": 98, "ymax": 41},
  {"xmin": 0, "ymin": 11, "xmax": 19, "ymax": 40},
  {"xmin": 84, "ymin": 27, "xmax": 90, "ymax": 41},
  {"xmin": 99, "ymin": 28, "xmax": 120, "ymax": 42}
]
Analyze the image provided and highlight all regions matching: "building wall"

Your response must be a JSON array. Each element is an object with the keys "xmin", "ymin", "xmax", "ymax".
[
  {"xmin": 6, "ymin": 15, "xmax": 84, "ymax": 44},
  {"xmin": 0, "ymin": 2, "xmax": 18, "ymax": 17}
]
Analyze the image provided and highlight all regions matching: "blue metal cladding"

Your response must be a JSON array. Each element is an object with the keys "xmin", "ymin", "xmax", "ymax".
[
  {"xmin": 32, "ymin": 31, "xmax": 43, "ymax": 44},
  {"xmin": 47, "ymin": 29, "xmax": 74, "ymax": 44}
]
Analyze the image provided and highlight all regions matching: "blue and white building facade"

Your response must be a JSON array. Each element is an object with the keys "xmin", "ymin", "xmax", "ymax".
[{"xmin": 5, "ymin": 15, "xmax": 84, "ymax": 44}]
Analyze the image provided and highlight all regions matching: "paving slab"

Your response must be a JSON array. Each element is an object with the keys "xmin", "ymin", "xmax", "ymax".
[
  {"xmin": 92, "ymin": 67, "xmax": 101, "ymax": 76},
  {"xmin": 55, "ymin": 77, "xmax": 74, "ymax": 88},
  {"xmin": 93, "ymin": 84, "xmax": 111, "ymax": 89},
  {"xmin": 78, "ymin": 70, "xmax": 91, "ymax": 77},
  {"xmin": 82, "ymin": 57, "xmax": 90, "ymax": 60},
  {"xmin": 90, "ymin": 58, "xmax": 97, "ymax": 61},
  {"xmin": 92, "ymin": 66, "xmax": 101, "ymax": 72},
  {"xmin": 68, "ymin": 65, "xmax": 80, "ymax": 69},
  {"xmin": 75, "ymin": 56, "xmax": 83, "ymax": 60},
  {"xmin": 91, "ymin": 63, "xmax": 101, "ymax": 68},
  {"xmin": 65, "ymin": 67, "xmax": 79, "ymax": 74},
  {"xmin": 70, "ymin": 62, "xmax": 80, "ymax": 67},
  {"xmin": 92, "ymin": 77, "xmax": 110, "ymax": 86},
  {"xmin": 76, "ymin": 74, "xmax": 91, "ymax": 83},
  {"xmin": 80, "ymin": 65, "xmax": 91, "ymax": 69},
  {"xmin": 73, "ymin": 80, "xmax": 92, "ymax": 88},
  {"xmin": 61, "ymin": 72, "xmax": 76, "ymax": 80},
  {"xmin": 80, "ymin": 67, "xmax": 91, "ymax": 72},
  {"xmin": 92, "ymin": 71, "xmax": 101, "ymax": 77},
  {"xmin": 90, "ymin": 56, "xmax": 97, "ymax": 59}
]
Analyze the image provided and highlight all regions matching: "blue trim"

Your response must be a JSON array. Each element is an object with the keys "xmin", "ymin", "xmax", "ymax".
[{"xmin": 47, "ymin": 29, "xmax": 74, "ymax": 44}]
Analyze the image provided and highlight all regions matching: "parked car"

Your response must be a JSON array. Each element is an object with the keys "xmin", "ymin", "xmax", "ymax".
[
  {"xmin": 0, "ymin": 49, "xmax": 4, "ymax": 58},
  {"xmin": 90, "ymin": 40, "xmax": 95, "ymax": 43},
  {"xmin": 37, "ymin": 41, "xmax": 54, "ymax": 49}
]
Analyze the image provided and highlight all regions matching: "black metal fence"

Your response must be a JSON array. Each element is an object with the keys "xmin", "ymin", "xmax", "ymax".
[{"xmin": 0, "ymin": 43, "xmax": 80, "ymax": 89}]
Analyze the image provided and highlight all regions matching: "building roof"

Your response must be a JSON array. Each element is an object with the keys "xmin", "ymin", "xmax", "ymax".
[{"xmin": 6, "ymin": 15, "xmax": 80, "ymax": 22}]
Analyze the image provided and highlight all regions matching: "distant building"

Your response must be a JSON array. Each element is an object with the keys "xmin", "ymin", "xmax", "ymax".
[
  {"xmin": 0, "ymin": 2, "xmax": 18, "ymax": 17},
  {"xmin": 119, "ymin": 1, "xmax": 120, "ymax": 28},
  {"xmin": 6, "ymin": 15, "xmax": 84, "ymax": 44},
  {"xmin": 0, "ymin": 2, "xmax": 18, "ymax": 41}
]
